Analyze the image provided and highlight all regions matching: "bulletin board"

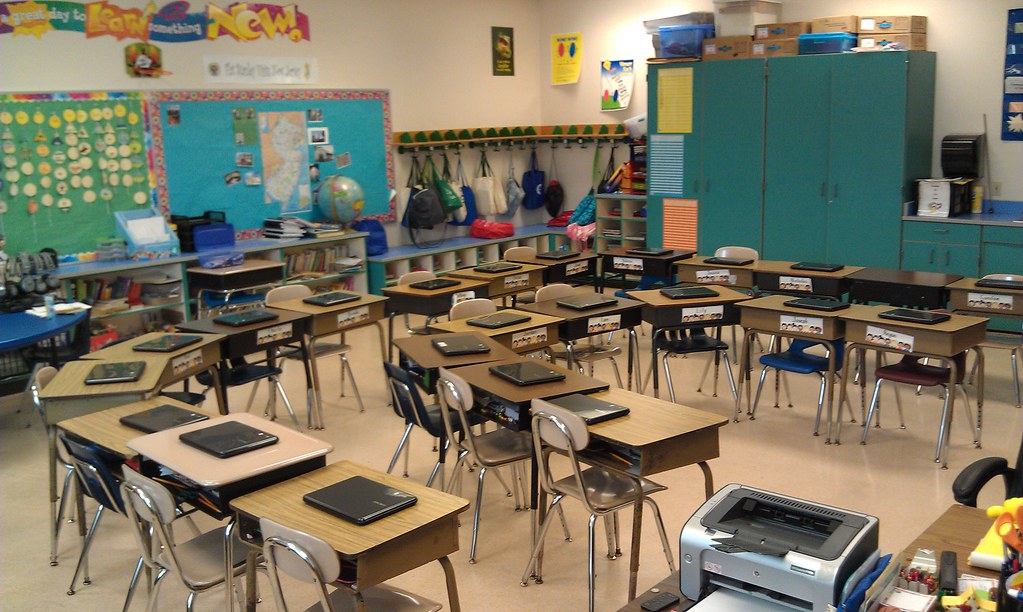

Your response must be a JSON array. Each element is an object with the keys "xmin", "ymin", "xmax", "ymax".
[
  {"xmin": 147, "ymin": 89, "xmax": 395, "ymax": 237},
  {"xmin": 0, "ymin": 92, "xmax": 151, "ymax": 257}
]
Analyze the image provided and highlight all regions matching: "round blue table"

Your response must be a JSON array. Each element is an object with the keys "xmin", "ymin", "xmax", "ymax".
[{"xmin": 0, "ymin": 310, "xmax": 90, "ymax": 353}]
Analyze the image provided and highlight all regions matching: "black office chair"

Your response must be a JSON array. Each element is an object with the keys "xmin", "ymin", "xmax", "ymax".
[{"xmin": 953, "ymin": 430, "xmax": 1023, "ymax": 507}]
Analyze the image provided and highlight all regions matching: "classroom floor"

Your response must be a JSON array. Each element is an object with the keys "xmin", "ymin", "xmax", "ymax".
[{"xmin": 2, "ymin": 305, "xmax": 1021, "ymax": 611}]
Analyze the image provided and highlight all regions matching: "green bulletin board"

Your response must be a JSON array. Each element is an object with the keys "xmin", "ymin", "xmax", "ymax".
[{"xmin": 0, "ymin": 92, "xmax": 151, "ymax": 256}]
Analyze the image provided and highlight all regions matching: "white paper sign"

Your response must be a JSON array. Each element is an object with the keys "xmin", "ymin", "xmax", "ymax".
[
  {"xmin": 682, "ymin": 305, "xmax": 724, "ymax": 323},
  {"xmin": 256, "ymin": 323, "xmax": 293, "ymax": 345},
  {"xmin": 866, "ymin": 324, "xmax": 914, "ymax": 352},
  {"xmin": 587, "ymin": 314, "xmax": 621, "ymax": 333},
  {"xmin": 612, "ymin": 257, "xmax": 644, "ymax": 271},
  {"xmin": 504, "ymin": 273, "xmax": 530, "ymax": 289},
  {"xmin": 566, "ymin": 260, "xmax": 589, "ymax": 276},
  {"xmin": 780, "ymin": 314, "xmax": 824, "ymax": 335},
  {"xmin": 779, "ymin": 275, "xmax": 813, "ymax": 292},
  {"xmin": 171, "ymin": 349, "xmax": 203, "ymax": 375},
  {"xmin": 337, "ymin": 306, "xmax": 369, "ymax": 328},
  {"xmin": 204, "ymin": 55, "xmax": 318, "ymax": 85},
  {"xmin": 695, "ymin": 269, "xmax": 734, "ymax": 284},
  {"xmin": 511, "ymin": 328, "xmax": 547, "ymax": 349},
  {"xmin": 451, "ymin": 290, "xmax": 476, "ymax": 306},
  {"xmin": 967, "ymin": 292, "xmax": 1014, "ymax": 311}
]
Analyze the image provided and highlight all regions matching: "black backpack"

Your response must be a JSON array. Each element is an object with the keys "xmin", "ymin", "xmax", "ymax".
[{"xmin": 401, "ymin": 156, "xmax": 446, "ymax": 247}]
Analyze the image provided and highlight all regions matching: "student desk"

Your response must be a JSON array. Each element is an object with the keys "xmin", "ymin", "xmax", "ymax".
[
  {"xmin": 392, "ymin": 332, "xmax": 518, "ymax": 390},
  {"xmin": 733, "ymin": 295, "xmax": 850, "ymax": 442},
  {"xmin": 266, "ymin": 293, "xmax": 388, "ymax": 429},
  {"xmin": 428, "ymin": 309, "xmax": 563, "ymax": 354},
  {"xmin": 230, "ymin": 460, "xmax": 468, "ymax": 612},
  {"xmin": 834, "ymin": 306, "xmax": 988, "ymax": 467},
  {"xmin": 380, "ymin": 278, "xmax": 490, "ymax": 361},
  {"xmin": 847, "ymin": 267, "xmax": 963, "ymax": 308},
  {"xmin": 504, "ymin": 250, "xmax": 601, "ymax": 289},
  {"xmin": 444, "ymin": 262, "xmax": 546, "ymax": 301},
  {"xmin": 127, "ymin": 412, "xmax": 332, "ymax": 612},
  {"xmin": 186, "ymin": 259, "xmax": 285, "ymax": 317},
  {"xmin": 947, "ymin": 277, "xmax": 1023, "ymax": 319},
  {"xmin": 519, "ymin": 296, "xmax": 644, "ymax": 389},
  {"xmin": 627, "ymin": 286, "xmax": 751, "ymax": 400},
  {"xmin": 174, "ymin": 308, "xmax": 313, "ymax": 418},
  {"xmin": 674, "ymin": 256, "xmax": 761, "ymax": 290},
  {"xmin": 601, "ymin": 248, "xmax": 695, "ymax": 290},
  {"xmin": 81, "ymin": 331, "xmax": 227, "ymax": 412},
  {"xmin": 752, "ymin": 261, "xmax": 864, "ymax": 298}
]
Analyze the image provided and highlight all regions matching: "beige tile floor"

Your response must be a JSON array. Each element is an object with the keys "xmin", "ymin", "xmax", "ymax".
[{"xmin": 2, "ymin": 310, "xmax": 1021, "ymax": 611}]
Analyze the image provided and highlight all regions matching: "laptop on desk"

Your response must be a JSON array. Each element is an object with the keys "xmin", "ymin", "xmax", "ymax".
[
  {"xmin": 547, "ymin": 393, "xmax": 630, "ymax": 424},
  {"xmin": 84, "ymin": 361, "xmax": 147, "ymax": 385},
  {"xmin": 409, "ymin": 278, "xmax": 460, "ymax": 291},
  {"xmin": 432, "ymin": 335, "xmax": 491, "ymax": 356},
  {"xmin": 704, "ymin": 256, "xmax": 753, "ymax": 266},
  {"xmin": 878, "ymin": 308, "xmax": 950, "ymax": 325},
  {"xmin": 119, "ymin": 405, "xmax": 209, "ymax": 434},
  {"xmin": 473, "ymin": 262, "xmax": 522, "ymax": 273},
  {"xmin": 536, "ymin": 250, "xmax": 581, "ymax": 261},
  {"xmin": 625, "ymin": 247, "xmax": 672, "ymax": 256},
  {"xmin": 303, "ymin": 476, "xmax": 417, "ymax": 525},
  {"xmin": 213, "ymin": 310, "xmax": 279, "ymax": 327},
  {"xmin": 302, "ymin": 291, "xmax": 360, "ymax": 306},
  {"xmin": 488, "ymin": 361, "xmax": 566, "ymax": 386},
  {"xmin": 975, "ymin": 278, "xmax": 1023, "ymax": 291},
  {"xmin": 784, "ymin": 297, "xmax": 849, "ymax": 312},
  {"xmin": 555, "ymin": 294, "xmax": 618, "ymax": 311},
  {"xmin": 178, "ymin": 421, "xmax": 278, "ymax": 458},
  {"xmin": 791, "ymin": 262, "xmax": 845, "ymax": 273},
  {"xmin": 466, "ymin": 312, "xmax": 531, "ymax": 329},
  {"xmin": 132, "ymin": 334, "xmax": 203, "ymax": 353},
  {"xmin": 659, "ymin": 286, "xmax": 720, "ymax": 300}
]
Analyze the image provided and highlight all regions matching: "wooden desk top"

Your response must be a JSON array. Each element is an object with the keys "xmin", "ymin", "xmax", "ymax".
[
  {"xmin": 380, "ymin": 278, "xmax": 488, "ymax": 298},
  {"xmin": 675, "ymin": 255, "xmax": 764, "ymax": 270},
  {"xmin": 127, "ymin": 413, "xmax": 333, "ymax": 488},
  {"xmin": 753, "ymin": 260, "xmax": 864, "ymax": 279},
  {"xmin": 603, "ymin": 247, "xmax": 696, "ymax": 262},
  {"xmin": 899, "ymin": 504, "xmax": 997, "ymax": 579},
  {"xmin": 457, "ymin": 358, "xmax": 610, "ymax": 404},
  {"xmin": 83, "ymin": 332, "xmax": 224, "ymax": 361},
  {"xmin": 505, "ymin": 251, "xmax": 599, "ymax": 266},
  {"xmin": 519, "ymin": 296, "xmax": 644, "ymax": 321},
  {"xmin": 39, "ymin": 357, "xmax": 166, "ymax": 401},
  {"xmin": 444, "ymin": 262, "xmax": 546, "ymax": 281},
  {"xmin": 839, "ymin": 305, "xmax": 989, "ymax": 335},
  {"xmin": 57, "ymin": 396, "xmax": 218, "ymax": 458},
  {"xmin": 737, "ymin": 294, "xmax": 852, "ymax": 319},
  {"xmin": 627, "ymin": 285, "xmax": 751, "ymax": 309},
  {"xmin": 185, "ymin": 259, "xmax": 285, "ymax": 276},
  {"xmin": 175, "ymin": 307, "xmax": 310, "ymax": 336},
  {"xmin": 847, "ymin": 267, "xmax": 963, "ymax": 288},
  {"xmin": 429, "ymin": 309, "xmax": 564, "ymax": 337},
  {"xmin": 948, "ymin": 277, "xmax": 1023, "ymax": 295},
  {"xmin": 392, "ymin": 332, "xmax": 519, "ymax": 369},
  {"xmin": 840, "ymin": 305, "xmax": 988, "ymax": 356},
  {"xmin": 230, "ymin": 460, "xmax": 469, "ymax": 558},
  {"xmin": 269, "ymin": 293, "xmax": 388, "ymax": 317},
  {"xmin": 587, "ymin": 388, "xmax": 727, "ymax": 452}
]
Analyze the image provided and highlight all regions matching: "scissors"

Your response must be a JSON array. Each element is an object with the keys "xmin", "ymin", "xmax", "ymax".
[{"xmin": 995, "ymin": 506, "xmax": 1023, "ymax": 553}]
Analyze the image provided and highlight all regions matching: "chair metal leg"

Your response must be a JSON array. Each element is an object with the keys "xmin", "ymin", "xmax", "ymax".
[
  {"xmin": 587, "ymin": 514, "xmax": 597, "ymax": 612},
  {"xmin": 492, "ymin": 467, "xmax": 514, "ymax": 498},
  {"xmin": 341, "ymin": 356, "xmax": 365, "ymax": 413},
  {"xmin": 722, "ymin": 351, "xmax": 738, "ymax": 402},
  {"xmin": 935, "ymin": 383, "xmax": 956, "ymax": 464},
  {"xmin": 609, "ymin": 357, "xmax": 623, "ymax": 388},
  {"xmin": 144, "ymin": 568, "xmax": 168, "ymax": 612},
  {"xmin": 958, "ymin": 384, "xmax": 979, "ymax": 446},
  {"xmin": 469, "ymin": 467, "xmax": 487, "ymax": 564},
  {"xmin": 521, "ymin": 494, "xmax": 564, "ymax": 586},
  {"xmin": 862, "ymin": 380, "xmax": 885, "ymax": 445},
  {"xmin": 662, "ymin": 353, "xmax": 676, "ymax": 404},
  {"xmin": 387, "ymin": 423, "xmax": 414, "ymax": 477},
  {"xmin": 751, "ymin": 366, "xmax": 770, "ymax": 419},
  {"xmin": 122, "ymin": 555, "xmax": 145, "ymax": 612},
  {"xmin": 696, "ymin": 357, "xmax": 712, "ymax": 393},
  {"xmin": 813, "ymin": 373, "xmax": 827, "ymax": 436},
  {"xmin": 68, "ymin": 504, "xmax": 105, "ymax": 595},
  {"xmin": 52, "ymin": 463, "xmax": 75, "ymax": 565},
  {"xmin": 644, "ymin": 497, "xmax": 677, "ymax": 572},
  {"xmin": 556, "ymin": 504, "xmax": 572, "ymax": 541},
  {"xmin": 1012, "ymin": 348, "xmax": 1021, "ymax": 409},
  {"xmin": 271, "ymin": 376, "xmax": 300, "ymax": 432},
  {"xmin": 603, "ymin": 514, "xmax": 617, "ymax": 559}
]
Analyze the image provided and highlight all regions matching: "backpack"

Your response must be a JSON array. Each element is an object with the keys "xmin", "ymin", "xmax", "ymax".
[
  {"xmin": 521, "ymin": 149, "xmax": 545, "ymax": 210},
  {"xmin": 352, "ymin": 218, "xmax": 388, "ymax": 256},
  {"xmin": 400, "ymin": 156, "xmax": 445, "ymax": 230},
  {"xmin": 544, "ymin": 148, "xmax": 564, "ymax": 217},
  {"xmin": 501, "ymin": 153, "xmax": 525, "ymax": 217},
  {"xmin": 449, "ymin": 156, "xmax": 478, "ymax": 226}
]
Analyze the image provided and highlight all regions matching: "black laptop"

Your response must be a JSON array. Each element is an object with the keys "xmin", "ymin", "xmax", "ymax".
[
  {"xmin": 791, "ymin": 262, "xmax": 845, "ymax": 272},
  {"xmin": 302, "ymin": 291, "xmax": 360, "ymax": 306},
  {"xmin": 878, "ymin": 308, "xmax": 950, "ymax": 325},
  {"xmin": 704, "ymin": 256, "xmax": 754, "ymax": 266},
  {"xmin": 132, "ymin": 334, "xmax": 203, "ymax": 353},
  {"xmin": 119, "ymin": 405, "xmax": 209, "ymax": 434},
  {"xmin": 784, "ymin": 297, "xmax": 850, "ymax": 312},
  {"xmin": 303, "ymin": 476, "xmax": 418, "ymax": 525},
  {"xmin": 488, "ymin": 361, "xmax": 566, "ymax": 386},
  {"xmin": 178, "ymin": 420, "xmax": 278, "ymax": 458},
  {"xmin": 555, "ymin": 294, "xmax": 618, "ymax": 311},
  {"xmin": 466, "ymin": 312, "xmax": 531, "ymax": 329},
  {"xmin": 213, "ymin": 310, "xmax": 279, "ymax": 327},
  {"xmin": 626, "ymin": 247, "xmax": 672, "ymax": 256},
  {"xmin": 976, "ymin": 278, "xmax": 1023, "ymax": 291},
  {"xmin": 84, "ymin": 361, "xmax": 147, "ymax": 385},
  {"xmin": 431, "ymin": 335, "xmax": 492, "ymax": 356},
  {"xmin": 547, "ymin": 393, "xmax": 631, "ymax": 424},
  {"xmin": 536, "ymin": 250, "xmax": 581, "ymax": 261},
  {"xmin": 409, "ymin": 278, "xmax": 460, "ymax": 290},
  {"xmin": 474, "ymin": 262, "xmax": 522, "ymax": 273},
  {"xmin": 659, "ymin": 286, "xmax": 720, "ymax": 300}
]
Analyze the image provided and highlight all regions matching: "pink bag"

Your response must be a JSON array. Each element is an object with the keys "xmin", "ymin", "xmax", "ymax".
[
  {"xmin": 469, "ymin": 219, "xmax": 514, "ymax": 239},
  {"xmin": 566, "ymin": 222, "xmax": 596, "ymax": 242}
]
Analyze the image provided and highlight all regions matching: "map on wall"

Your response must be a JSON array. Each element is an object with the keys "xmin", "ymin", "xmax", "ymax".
[{"xmin": 259, "ymin": 111, "xmax": 310, "ymax": 212}]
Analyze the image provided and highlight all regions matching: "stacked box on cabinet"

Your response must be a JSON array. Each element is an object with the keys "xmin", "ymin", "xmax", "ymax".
[
  {"xmin": 702, "ymin": 35, "xmax": 753, "ymax": 61},
  {"xmin": 858, "ymin": 16, "xmax": 927, "ymax": 50},
  {"xmin": 751, "ymin": 20, "xmax": 808, "ymax": 57},
  {"xmin": 713, "ymin": 0, "xmax": 781, "ymax": 37},
  {"xmin": 659, "ymin": 24, "xmax": 716, "ymax": 58}
]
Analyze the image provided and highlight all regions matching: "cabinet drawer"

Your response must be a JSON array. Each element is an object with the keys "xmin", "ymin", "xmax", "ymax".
[
  {"xmin": 902, "ymin": 221, "xmax": 980, "ymax": 244},
  {"xmin": 982, "ymin": 225, "xmax": 1023, "ymax": 244}
]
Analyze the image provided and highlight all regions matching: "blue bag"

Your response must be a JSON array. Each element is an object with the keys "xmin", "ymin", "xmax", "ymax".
[
  {"xmin": 521, "ymin": 149, "xmax": 546, "ymax": 209},
  {"xmin": 449, "ymin": 156, "xmax": 478, "ymax": 226},
  {"xmin": 352, "ymin": 218, "xmax": 388, "ymax": 256}
]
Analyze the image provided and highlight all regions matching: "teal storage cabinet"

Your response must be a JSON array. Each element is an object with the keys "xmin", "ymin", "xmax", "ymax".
[
  {"xmin": 901, "ymin": 221, "xmax": 980, "ymax": 276},
  {"xmin": 980, "ymin": 224, "xmax": 1023, "ymax": 332}
]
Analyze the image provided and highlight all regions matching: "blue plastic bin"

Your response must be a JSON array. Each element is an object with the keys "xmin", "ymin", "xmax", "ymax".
[
  {"xmin": 114, "ymin": 207, "xmax": 180, "ymax": 261},
  {"xmin": 798, "ymin": 32, "xmax": 857, "ymax": 55},
  {"xmin": 659, "ymin": 24, "xmax": 715, "ymax": 58}
]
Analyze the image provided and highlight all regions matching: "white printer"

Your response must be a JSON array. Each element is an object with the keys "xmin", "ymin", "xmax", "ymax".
[{"xmin": 679, "ymin": 484, "xmax": 879, "ymax": 611}]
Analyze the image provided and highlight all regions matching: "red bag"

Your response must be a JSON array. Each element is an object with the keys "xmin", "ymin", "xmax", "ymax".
[
  {"xmin": 469, "ymin": 219, "xmax": 514, "ymax": 239},
  {"xmin": 546, "ymin": 209, "xmax": 573, "ymax": 227}
]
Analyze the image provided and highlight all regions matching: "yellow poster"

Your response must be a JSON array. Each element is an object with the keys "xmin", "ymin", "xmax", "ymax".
[
  {"xmin": 551, "ymin": 33, "xmax": 582, "ymax": 85},
  {"xmin": 657, "ymin": 67, "xmax": 694, "ymax": 133}
]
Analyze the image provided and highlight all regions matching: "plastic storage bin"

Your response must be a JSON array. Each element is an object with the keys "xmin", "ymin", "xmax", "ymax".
[
  {"xmin": 659, "ymin": 24, "xmax": 715, "ymax": 58},
  {"xmin": 798, "ymin": 32, "xmax": 857, "ymax": 55},
  {"xmin": 170, "ymin": 210, "xmax": 226, "ymax": 252},
  {"xmin": 114, "ymin": 208, "xmax": 181, "ymax": 261}
]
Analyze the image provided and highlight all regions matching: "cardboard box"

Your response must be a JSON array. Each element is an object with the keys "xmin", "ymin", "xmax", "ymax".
[
  {"xmin": 702, "ymin": 36, "xmax": 752, "ymax": 61},
  {"xmin": 714, "ymin": 0, "xmax": 781, "ymax": 37},
  {"xmin": 811, "ymin": 15, "xmax": 858, "ymax": 33},
  {"xmin": 858, "ymin": 33, "xmax": 927, "ymax": 50},
  {"xmin": 752, "ymin": 37, "xmax": 798, "ymax": 57},
  {"xmin": 916, "ymin": 179, "xmax": 972, "ymax": 218},
  {"xmin": 858, "ymin": 15, "xmax": 927, "ymax": 34},
  {"xmin": 754, "ymin": 21, "xmax": 811, "ymax": 39}
]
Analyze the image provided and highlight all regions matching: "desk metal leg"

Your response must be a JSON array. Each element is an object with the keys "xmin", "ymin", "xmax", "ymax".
[
  {"xmin": 208, "ymin": 366, "xmax": 228, "ymax": 416},
  {"xmin": 823, "ymin": 341, "xmax": 836, "ymax": 444},
  {"xmin": 698, "ymin": 461, "xmax": 715, "ymax": 500},
  {"xmin": 628, "ymin": 328, "xmax": 638, "ymax": 392},
  {"xmin": 733, "ymin": 331, "xmax": 753, "ymax": 422},
  {"xmin": 387, "ymin": 313, "xmax": 397, "ymax": 362},
  {"xmin": 48, "ymin": 425, "xmax": 59, "ymax": 565},
  {"xmin": 651, "ymin": 328, "xmax": 661, "ymax": 399},
  {"xmin": 373, "ymin": 321, "xmax": 387, "ymax": 361},
  {"xmin": 244, "ymin": 549, "xmax": 259, "ymax": 611},
  {"xmin": 627, "ymin": 496, "xmax": 644, "ymax": 602},
  {"xmin": 224, "ymin": 517, "xmax": 238, "ymax": 612},
  {"xmin": 297, "ymin": 339, "xmax": 315, "ymax": 431},
  {"xmin": 937, "ymin": 358, "xmax": 958, "ymax": 469},
  {"xmin": 975, "ymin": 348, "xmax": 984, "ymax": 449},
  {"xmin": 833, "ymin": 345, "xmax": 858, "ymax": 445},
  {"xmin": 438, "ymin": 555, "xmax": 461, "ymax": 612}
]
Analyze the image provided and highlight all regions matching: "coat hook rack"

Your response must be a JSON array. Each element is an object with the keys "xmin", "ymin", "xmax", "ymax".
[{"xmin": 394, "ymin": 124, "xmax": 628, "ymax": 154}]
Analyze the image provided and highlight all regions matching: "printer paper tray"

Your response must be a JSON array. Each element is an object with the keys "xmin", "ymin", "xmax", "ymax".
[{"xmin": 691, "ymin": 589, "xmax": 793, "ymax": 611}]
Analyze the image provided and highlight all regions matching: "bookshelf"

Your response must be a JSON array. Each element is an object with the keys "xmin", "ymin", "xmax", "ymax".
[{"xmin": 595, "ymin": 194, "xmax": 648, "ymax": 253}]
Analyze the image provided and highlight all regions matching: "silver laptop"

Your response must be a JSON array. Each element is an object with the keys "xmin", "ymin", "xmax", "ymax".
[{"xmin": 547, "ymin": 393, "xmax": 631, "ymax": 424}]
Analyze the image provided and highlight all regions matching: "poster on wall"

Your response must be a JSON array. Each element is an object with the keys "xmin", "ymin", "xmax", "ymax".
[
  {"xmin": 551, "ymin": 32, "xmax": 582, "ymax": 85},
  {"xmin": 492, "ymin": 26, "xmax": 514, "ymax": 76},
  {"xmin": 259, "ymin": 111, "xmax": 312, "ymax": 213},
  {"xmin": 1003, "ymin": 8, "xmax": 1023, "ymax": 140},
  {"xmin": 600, "ymin": 60, "xmax": 634, "ymax": 111},
  {"xmin": 204, "ymin": 55, "xmax": 318, "ymax": 85}
]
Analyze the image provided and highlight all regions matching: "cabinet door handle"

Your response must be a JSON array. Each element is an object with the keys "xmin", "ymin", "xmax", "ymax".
[
  {"xmin": 820, "ymin": 181, "xmax": 827, "ymax": 197},
  {"xmin": 932, "ymin": 228, "xmax": 949, "ymax": 234},
  {"xmin": 945, "ymin": 251, "xmax": 951, "ymax": 266},
  {"xmin": 706, "ymin": 179, "xmax": 711, "ymax": 193},
  {"xmin": 693, "ymin": 179, "xmax": 700, "ymax": 193},
  {"xmin": 929, "ymin": 249, "xmax": 935, "ymax": 265},
  {"xmin": 833, "ymin": 183, "xmax": 839, "ymax": 198}
]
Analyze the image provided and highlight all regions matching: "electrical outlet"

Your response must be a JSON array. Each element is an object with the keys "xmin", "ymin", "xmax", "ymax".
[{"xmin": 991, "ymin": 182, "xmax": 1002, "ymax": 196}]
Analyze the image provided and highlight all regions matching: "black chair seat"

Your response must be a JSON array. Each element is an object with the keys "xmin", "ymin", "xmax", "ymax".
[
  {"xmin": 196, "ymin": 363, "xmax": 282, "ymax": 387},
  {"xmin": 656, "ymin": 334, "xmax": 727, "ymax": 354}
]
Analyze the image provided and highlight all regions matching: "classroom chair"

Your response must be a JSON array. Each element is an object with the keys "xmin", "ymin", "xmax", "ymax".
[
  {"xmin": 260, "ymin": 517, "xmax": 441, "ymax": 611},
  {"xmin": 448, "ymin": 297, "xmax": 497, "ymax": 321},
  {"xmin": 652, "ymin": 328, "xmax": 737, "ymax": 404},
  {"xmin": 710, "ymin": 245, "xmax": 760, "ymax": 366},
  {"xmin": 521, "ymin": 400, "xmax": 675, "ymax": 612},
  {"xmin": 397, "ymin": 271, "xmax": 442, "ymax": 335},
  {"xmin": 535, "ymin": 283, "xmax": 623, "ymax": 387},
  {"xmin": 953, "ymin": 425, "xmax": 1023, "ymax": 506},
  {"xmin": 195, "ymin": 354, "xmax": 302, "ymax": 431},
  {"xmin": 266, "ymin": 285, "xmax": 365, "ymax": 419},
  {"xmin": 19, "ymin": 312, "xmax": 92, "ymax": 426}
]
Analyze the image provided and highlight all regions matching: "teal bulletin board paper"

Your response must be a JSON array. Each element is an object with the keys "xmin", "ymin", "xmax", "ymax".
[
  {"xmin": 147, "ymin": 90, "xmax": 395, "ymax": 237},
  {"xmin": 0, "ymin": 92, "xmax": 151, "ymax": 257}
]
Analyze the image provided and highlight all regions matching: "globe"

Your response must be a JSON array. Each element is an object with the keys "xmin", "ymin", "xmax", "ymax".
[{"xmin": 315, "ymin": 175, "xmax": 365, "ymax": 225}]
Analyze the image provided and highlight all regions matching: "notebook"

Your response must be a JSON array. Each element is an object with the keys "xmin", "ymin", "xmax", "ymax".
[
  {"xmin": 704, "ymin": 256, "xmax": 753, "ymax": 266},
  {"xmin": 547, "ymin": 393, "xmax": 631, "ymax": 424},
  {"xmin": 303, "ymin": 476, "xmax": 418, "ymax": 525},
  {"xmin": 791, "ymin": 262, "xmax": 845, "ymax": 272},
  {"xmin": 431, "ymin": 335, "xmax": 492, "ymax": 356},
  {"xmin": 302, "ymin": 291, "xmax": 360, "ymax": 306},
  {"xmin": 178, "ymin": 421, "xmax": 279, "ymax": 458},
  {"xmin": 213, "ymin": 310, "xmax": 279, "ymax": 327},
  {"xmin": 659, "ymin": 286, "xmax": 720, "ymax": 300},
  {"xmin": 975, "ymin": 278, "xmax": 1023, "ymax": 290},
  {"xmin": 409, "ymin": 278, "xmax": 460, "ymax": 290},
  {"xmin": 84, "ymin": 361, "xmax": 147, "ymax": 385},
  {"xmin": 536, "ymin": 250, "xmax": 581, "ymax": 261},
  {"xmin": 784, "ymin": 297, "xmax": 850, "ymax": 312},
  {"xmin": 474, "ymin": 262, "xmax": 522, "ymax": 273},
  {"xmin": 119, "ymin": 405, "xmax": 209, "ymax": 434},
  {"xmin": 625, "ymin": 247, "xmax": 672, "ymax": 256},
  {"xmin": 132, "ymin": 334, "xmax": 203, "ymax": 353},
  {"xmin": 466, "ymin": 312, "xmax": 531, "ymax": 329},
  {"xmin": 488, "ymin": 361, "xmax": 566, "ymax": 386},
  {"xmin": 555, "ymin": 294, "xmax": 618, "ymax": 311},
  {"xmin": 878, "ymin": 308, "xmax": 951, "ymax": 325}
]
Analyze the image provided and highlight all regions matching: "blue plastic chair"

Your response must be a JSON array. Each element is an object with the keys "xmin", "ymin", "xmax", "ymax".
[{"xmin": 750, "ymin": 339, "xmax": 848, "ymax": 436}]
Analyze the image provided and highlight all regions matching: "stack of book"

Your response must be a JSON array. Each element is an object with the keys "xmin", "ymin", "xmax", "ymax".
[{"xmin": 263, "ymin": 218, "xmax": 305, "ymax": 240}]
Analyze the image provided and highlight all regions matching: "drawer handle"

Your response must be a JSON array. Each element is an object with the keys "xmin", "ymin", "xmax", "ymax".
[
  {"xmin": 929, "ymin": 249, "xmax": 935, "ymax": 265},
  {"xmin": 945, "ymin": 251, "xmax": 951, "ymax": 266},
  {"xmin": 932, "ymin": 229, "xmax": 949, "ymax": 234}
]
